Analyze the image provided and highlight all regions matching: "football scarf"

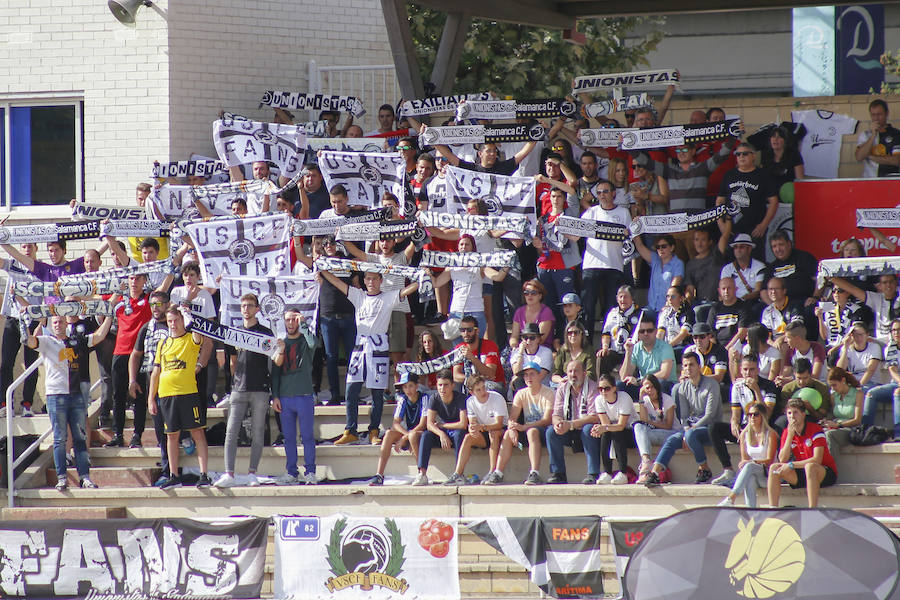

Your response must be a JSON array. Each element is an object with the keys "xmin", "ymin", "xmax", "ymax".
[
  {"xmin": 335, "ymin": 219, "xmax": 423, "ymax": 243},
  {"xmin": 313, "ymin": 256, "xmax": 433, "ymax": 296},
  {"xmin": 146, "ymin": 184, "xmax": 234, "ymax": 221},
  {"xmin": 856, "ymin": 208, "xmax": 900, "ymax": 228},
  {"xmin": 99, "ymin": 220, "xmax": 171, "ymax": 240},
  {"xmin": 578, "ymin": 128, "xmax": 639, "ymax": 148},
  {"xmin": 13, "ymin": 278, "xmax": 125, "ymax": 298},
  {"xmin": 572, "ymin": 68, "xmax": 680, "ymax": 93},
  {"xmin": 817, "ymin": 256, "xmax": 900, "ymax": 283},
  {"xmin": 0, "ymin": 220, "xmax": 100, "ymax": 245},
  {"xmin": 398, "ymin": 93, "xmax": 492, "ymax": 117},
  {"xmin": 59, "ymin": 257, "xmax": 175, "ymax": 282},
  {"xmin": 259, "ymin": 90, "xmax": 366, "ymax": 117},
  {"xmin": 418, "ymin": 250, "xmax": 516, "ymax": 268},
  {"xmin": 582, "ymin": 94, "xmax": 652, "ymax": 118},
  {"xmin": 619, "ymin": 119, "xmax": 742, "ymax": 150},
  {"xmin": 417, "ymin": 211, "xmax": 531, "ymax": 237},
  {"xmin": 71, "ymin": 203, "xmax": 145, "ymax": 222},
  {"xmin": 185, "ymin": 213, "xmax": 292, "ymax": 283},
  {"xmin": 554, "ymin": 215, "xmax": 629, "ymax": 241},
  {"xmin": 444, "ymin": 166, "xmax": 536, "ymax": 234},
  {"xmin": 151, "ymin": 160, "xmax": 226, "ymax": 179},
  {"xmin": 456, "ymin": 98, "xmax": 578, "ymax": 121},
  {"xmin": 291, "ymin": 207, "xmax": 389, "ymax": 237},
  {"xmin": 19, "ymin": 300, "xmax": 114, "ymax": 318},
  {"xmin": 318, "ymin": 151, "xmax": 405, "ymax": 209},
  {"xmin": 190, "ymin": 314, "xmax": 279, "ymax": 358},
  {"xmin": 419, "ymin": 124, "xmax": 546, "ymax": 146},
  {"xmin": 213, "ymin": 117, "xmax": 306, "ymax": 178},
  {"xmin": 219, "ymin": 274, "xmax": 319, "ymax": 337},
  {"xmin": 396, "ymin": 347, "xmax": 465, "ymax": 375},
  {"xmin": 306, "ymin": 137, "xmax": 386, "ymax": 153},
  {"xmin": 627, "ymin": 203, "xmax": 736, "ymax": 237}
]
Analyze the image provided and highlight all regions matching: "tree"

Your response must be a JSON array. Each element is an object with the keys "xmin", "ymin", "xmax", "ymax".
[{"xmin": 408, "ymin": 6, "xmax": 665, "ymax": 98}]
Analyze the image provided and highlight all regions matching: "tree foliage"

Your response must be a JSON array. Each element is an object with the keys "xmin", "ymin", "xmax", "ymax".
[{"xmin": 408, "ymin": 6, "xmax": 666, "ymax": 98}]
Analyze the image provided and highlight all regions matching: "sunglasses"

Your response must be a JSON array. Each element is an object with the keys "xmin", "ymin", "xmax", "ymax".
[
  {"xmin": 523, "ymin": 289, "xmax": 540, "ymax": 296},
  {"xmin": 566, "ymin": 330, "xmax": 582, "ymax": 336},
  {"xmin": 638, "ymin": 328, "xmax": 655, "ymax": 334},
  {"xmin": 150, "ymin": 302, "xmax": 166, "ymax": 308},
  {"xmin": 675, "ymin": 148, "xmax": 691, "ymax": 154},
  {"xmin": 460, "ymin": 327, "xmax": 475, "ymax": 333},
  {"xmin": 598, "ymin": 385, "xmax": 613, "ymax": 392},
  {"xmin": 748, "ymin": 412, "xmax": 762, "ymax": 417},
  {"xmin": 397, "ymin": 146, "xmax": 414, "ymax": 150},
  {"xmin": 655, "ymin": 244, "xmax": 670, "ymax": 250},
  {"xmin": 522, "ymin": 335, "xmax": 538, "ymax": 341},
  {"xmin": 734, "ymin": 151, "xmax": 753, "ymax": 157}
]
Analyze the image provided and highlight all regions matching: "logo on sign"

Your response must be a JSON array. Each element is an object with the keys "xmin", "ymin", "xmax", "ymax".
[
  {"xmin": 325, "ymin": 518, "xmax": 409, "ymax": 594},
  {"xmin": 725, "ymin": 517, "xmax": 805, "ymax": 599}
]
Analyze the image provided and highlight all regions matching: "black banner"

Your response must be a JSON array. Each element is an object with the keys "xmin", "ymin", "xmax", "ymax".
[{"xmin": 0, "ymin": 517, "xmax": 267, "ymax": 598}]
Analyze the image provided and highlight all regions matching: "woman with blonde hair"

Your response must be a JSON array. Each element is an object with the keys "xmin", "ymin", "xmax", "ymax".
[{"xmin": 718, "ymin": 401, "xmax": 779, "ymax": 507}]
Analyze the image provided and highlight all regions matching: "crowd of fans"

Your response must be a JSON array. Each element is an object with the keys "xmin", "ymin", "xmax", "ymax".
[{"xmin": 2, "ymin": 90, "xmax": 899, "ymax": 509}]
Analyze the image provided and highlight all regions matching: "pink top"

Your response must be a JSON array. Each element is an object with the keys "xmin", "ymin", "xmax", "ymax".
[{"xmin": 514, "ymin": 304, "xmax": 556, "ymax": 350}]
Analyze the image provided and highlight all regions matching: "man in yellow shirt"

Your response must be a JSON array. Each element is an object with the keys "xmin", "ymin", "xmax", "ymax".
[{"xmin": 148, "ymin": 306, "xmax": 211, "ymax": 489}]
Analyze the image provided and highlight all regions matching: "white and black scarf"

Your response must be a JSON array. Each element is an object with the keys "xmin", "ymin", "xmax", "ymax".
[
  {"xmin": 417, "ymin": 211, "xmax": 530, "ymax": 237},
  {"xmin": 100, "ymin": 220, "xmax": 171, "ymax": 240},
  {"xmin": 71, "ymin": 203, "xmax": 145, "ymax": 222},
  {"xmin": 582, "ymin": 94, "xmax": 652, "ymax": 118},
  {"xmin": 420, "ymin": 124, "xmax": 545, "ymax": 146},
  {"xmin": 314, "ymin": 255, "xmax": 433, "ymax": 296},
  {"xmin": 578, "ymin": 128, "xmax": 639, "ymax": 148},
  {"xmin": 213, "ymin": 117, "xmax": 306, "ymax": 178},
  {"xmin": 318, "ymin": 151, "xmax": 405, "ymax": 209},
  {"xmin": 444, "ymin": 166, "xmax": 536, "ymax": 234},
  {"xmin": 20, "ymin": 300, "xmax": 114, "ymax": 318},
  {"xmin": 457, "ymin": 98, "xmax": 577, "ymax": 121},
  {"xmin": 190, "ymin": 314, "xmax": 278, "ymax": 357},
  {"xmin": 396, "ymin": 347, "xmax": 465, "ymax": 375},
  {"xmin": 336, "ymin": 219, "xmax": 424, "ymax": 243},
  {"xmin": 306, "ymin": 137, "xmax": 385, "ymax": 153},
  {"xmin": 818, "ymin": 256, "xmax": 900, "ymax": 283},
  {"xmin": 14, "ymin": 278, "xmax": 125, "ymax": 298},
  {"xmin": 152, "ymin": 160, "xmax": 226, "ymax": 179},
  {"xmin": 219, "ymin": 274, "xmax": 319, "ymax": 337},
  {"xmin": 419, "ymin": 250, "xmax": 516, "ymax": 268},
  {"xmin": 60, "ymin": 257, "xmax": 175, "ymax": 282},
  {"xmin": 297, "ymin": 120, "xmax": 329, "ymax": 137},
  {"xmin": 0, "ymin": 220, "xmax": 101, "ymax": 245},
  {"xmin": 555, "ymin": 215, "xmax": 629, "ymax": 241},
  {"xmin": 620, "ymin": 119, "xmax": 742, "ymax": 151},
  {"xmin": 627, "ymin": 203, "xmax": 737, "ymax": 237},
  {"xmin": 572, "ymin": 68, "xmax": 680, "ymax": 93},
  {"xmin": 856, "ymin": 208, "xmax": 900, "ymax": 229},
  {"xmin": 259, "ymin": 90, "xmax": 366, "ymax": 117},
  {"xmin": 147, "ymin": 184, "xmax": 233, "ymax": 221},
  {"xmin": 398, "ymin": 93, "xmax": 492, "ymax": 117},
  {"xmin": 291, "ymin": 207, "xmax": 389, "ymax": 237}
]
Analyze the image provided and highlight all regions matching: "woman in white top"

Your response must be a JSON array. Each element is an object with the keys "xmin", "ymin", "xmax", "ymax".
[
  {"xmin": 589, "ymin": 373, "xmax": 637, "ymax": 485},
  {"xmin": 718, "ymin": 401, "xmax": 779, "ymax": 507},
  {"xmin": 432, "ymin": 234, "xmax": 507, "ymax": 343},
  {"xmin": 632, "ymin": 374, "xmax": 681, "ymax": 478},
  {"xmin": 734, "ymin": 324, "xmax": 782, "ymax": 382}
]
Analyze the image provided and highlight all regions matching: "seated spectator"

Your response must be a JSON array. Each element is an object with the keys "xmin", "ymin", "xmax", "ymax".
[
  {"xmin": 633, "ymin": 234, "xmax": 684, "ymax": 313},
  {"xmin": 443, "ymin": 375, "xmax": 508, "ymax": 486},
  {"xmin": 717, "ymin": 401, "xmax": 779, "ymax": 508},
  {"xmin": 367, "ymin": 373, "xmax": 427, "ymax": 486},
  {"xmin": 816, "ymin": 285, "xmax": 870, "ymax": 363},
  {"xmin": 552, "ymin": 322, "xmax": 594, "ymax": 384},
  {"xmin": 836, "ymin": 321, "xmax": 884, "ymax": 392},
  {"xmin": 762, "ymin": 231, "xmax": 818, "ymax": 306},
  {"xmin": 509, "ymin": 323, "xmax": 553, "ymax": 395},
  {"xmin": 633, "ymin": 375, "xmax": 681, "ymax": 481},
  {"xmin": 642, "ymin": 352, "xmax": 729, "ymax": 485},
  {"xmin": 555, "ymin": 292, "xmax": 584, "ymax": 350},
  {"xmin": 510, "ymin": 279, "xmax": 555, "ymax": 349},
  {"xmin": 453, "ymin": 315, "xmax": 506, "ymax": 394},
  {"xmin": 415, "ymin": 330, "xmax": 445, "ymax": 392},
  {"xmin": 589, "ymin": 373, "xmax": 637, "ymax": 485},
  {"xmin": 546, "ymin": 360, "xmax": 600, "ymax": 485},
  {"xmin": 684, "ymin": 228, "xmax": 728, "ymax": 305},
  {"xmin": 597, "ymin": 285, "xmax": 642, "ymax": 375},
  {"xmin": 761, "ymin": 278, "xmax": 806, "ymax": 341},
  {"xmin": 619, "ymin": 315, "xmax": 676, "ymax": 395},
  {"xmin": 779, "ymin": 358, "xmax": 833, "ymax": 426},
  {"xmin": 862, "ymin": 318, "xmax": 900, "ymax": 438},
  {"xmin": 720, "ymin": 234, "xmax": 765, "ymax": 303},
  {"xmin": 657, "ymin": 284, "xmax": 694, "ymax": 353},
  {"xmin": 777, "ymin": 321, "xmax": 826, "ymax": 384},
  {"xmin": 822, "ymin": 367, "xmax": 864, "ymax": 457},
  {"xmin": 830, "ymin": 273, "xmax": 900, "ymax": 342},
  {"xmin": 414, "ymin": 370, "xmax": 467, "ymax": 486},
  {"xmin": 683, "ymin": 322, "xmax": 729, "ymax": 385},
  {"xmin": 767, "ymin": 398, "xmax": 838, "ymax": 508},
  {"xmin": 708, "ymin": 277, "xmax": 749, "ymax": 349},
  {"xmin": 492, "ymin": 363, "xmax": 553, "ymax": 485}
]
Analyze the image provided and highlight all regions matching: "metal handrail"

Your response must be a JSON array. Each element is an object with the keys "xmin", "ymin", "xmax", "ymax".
[{"xmin": 4, "ymin": 360, "xmax": 103, "ymax": 507}]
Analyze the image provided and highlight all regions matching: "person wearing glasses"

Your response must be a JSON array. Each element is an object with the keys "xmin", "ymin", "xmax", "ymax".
[
  {"xmin": 717, "ymin": 401, "xmax": 778, "ymax": 507},
  {"xmin": 862, "ymin": 318, "xmax": 900, "ymax": 439},
  {"xmin": 598, "ymin": 285, "xmax": 641, "ymax": 375},
  {"xmin": 836, "ymin": 321, "xmax": 884, "ymax": 393},
  {"xmin": 510, "ymin": 280, "xmax": 555, "ymax": 349},
  {"xmin": 452, "ymin": 315, "xmax": 506, "ymax": 395},
  {"xmin": 760, "ymin": 278, "xmax": 806, "ymax": 344},
  {"xmin": 395, "ymin": 136, "xmax": 419, "ymax": 180},
  {"xmin": 510, "ymin": 323, "xmax": 553, "ymax": 397},
  {"xmin": 619, "ymin": 315, "xmax": 676, "ymax": 397},
  {"xmin": 715, "ymin": 142, "xmax": 778, "ymax": 261},
  {"xmin": 682, "ymin": 322, "xmax": 729, "ymax": 387},
  {"xmin": 552, "ymin": 321, "xmax": 594, "ymax": 384},
  {"xmin": 632, "ymin": 233, "xmax": 684, "ymax": 313},
  {"xmin": 589, "ymin": 373, "xmax": 637, "ymax": 485}
]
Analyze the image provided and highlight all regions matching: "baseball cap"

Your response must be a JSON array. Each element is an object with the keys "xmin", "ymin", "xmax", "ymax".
[
  {"xmin": 561, "ymin": 293, "xmax": 582, "ymax": 306},
  {"xmin": 522, "ymin": 361, "xmax": 544, "ymax": 373},
  {"xmin": 398, "ymin": 372, "xmax": 419, "ymax": 385}
]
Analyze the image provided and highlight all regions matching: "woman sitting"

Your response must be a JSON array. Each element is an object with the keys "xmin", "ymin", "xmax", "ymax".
[
  {"xmin": 822, "ymin": 366, "xmax": 864, "ymax": 457},
  {"xmin": 552, "ymin": 322, "xmax": 594, "ymax": 384},
  {"xmin": 717, "ymin": 401, "xmax": 779, "ymax": 507},
  {"xmin": 589, "ymin": 373, "xmax": 637, "ymax": 485},
  {"xmin": 656, "ymin": 284, "xmax": 694, "ymax": 356},
  {"xmin": 633, "ymin": 375, "xmax": 681, "ymax": 480}
]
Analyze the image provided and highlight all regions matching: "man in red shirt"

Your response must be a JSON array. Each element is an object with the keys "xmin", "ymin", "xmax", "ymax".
[
  {"xmin": 767, "ymin": 397, "xmax": 838, "ymax": 508},
  {"xmin": 453, "ymin": 315, "xmax": 505, "ymax": 394}
]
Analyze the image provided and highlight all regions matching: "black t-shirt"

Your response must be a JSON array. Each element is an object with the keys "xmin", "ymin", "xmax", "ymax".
[
  {"xmin": 65, "ymin": 323, "xmax": 94, "ymax": 385},
  {"xmin": 305, "ymin": 185, "xmax": 331, "ymax": 220},
  {"xmin": 231, "ymin": 322, "xmax": 274, "ymax": 392},
  {"xmin": 458, "ymin": 157, "xmax": 518, "ymax": 176},
  {"xmin": 318, "ymin": 260, "xmax": 356, "ymax": 317},
  {"xmin": 761, "ymin": 148, "xmax": 803, "ymax": 189},
  {"xmin": 718, "ymin": 167, "xmax": 777, "ymax": 235},
  {"xmin": 427, "ymin": 391, "xmax": 467, "ymax": 426},
  {"xmin": 763, "ymin": 249, "xmax": 818, "ymax": 301},
  {"xmin": 685, "ymin": 249, "xmax": 725, "ymax": 303},
  {"xmin": 707, "ymin": 299, "xmax": 749, "ymax": 346},
  {"xmin": 875, "ymin": 125, "xmax": 900, "ymax": 177}
]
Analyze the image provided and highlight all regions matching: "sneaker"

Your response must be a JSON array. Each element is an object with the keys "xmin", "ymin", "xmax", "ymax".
[
  {"xmin": 196, "ymin": 473, "xmax": 212, "ymax": 489},
  {"xmin": 326, "ymin": 397, "xmax": 343, "ymax": 406},
  {"xmin": 153, "ymin": 474, "xmax": 172, "ymax": 487},
  {"xmin": 547, "ymin": 472, "xmax": 568, "ymax": 484},
  {"xmin": 718, "ymin": 497, "xmax": 734, "ymax": 507},
  {"xmin": 334, "ymin": 430, "xmax": 359, "ymax": 445},
  {"xmin": 596, "ymin": 472, "xmax": 613, "ymax": 485},
  {"xmin": 412, "ymin": 473, "xmax": 429, "ymax": 486},
  {"xmin": 639, "ymin": 457, "xmax": 653, "ymax": 477},
  {"xmin": 317, "ymin": 389, "xmax": 332, "ymax": 405},
  {"xmin": 273, "ymin": 433, "xmax": 285, "ymax": 447},
  {"xmin": 611, "ymin": 471, "xmax": 629, "ymax": 485},
  {"xmin": 20, "ymin": 406, "xmax": 33, "ymax": 417},
  {"xmin": 524, "ymin": 471, "xmax": 543, "ymax": 486},
  {"xmin": 711, "ymin": 469, "xmax": 736, "ymax": 487},
  {"xmin": 482, "ymin": 471, "xmax": 503, "ymax": 485},
  {"xmin": 642, "ymin": 471, "xmax": 661, "ymax": 487},
  {"xmin": 581, "ymin": 474, "xmax": 598, "ymax": 485},
  {"xmin": 303, "ymin": 472, "xmax": 318, "ymax": 485},
  {"xmin": 367, "ymin": 474, "xmax": 384, "ymax": 486},
  {"xmin": 159, "ymin": 475, "xmax": 182, "ymax": 489},
  {"xmin": 55, "ymin": 478, "xmax": 68, "ymax": 491},
  {"xmin": 275, "ymin": 473, "xmax": 299, "ymax": 486},
  {"xmin": 368, "ymin": 429, "xmax": 382, "ymax": 446},
  {"xmin": 213, "ymin": 473, "xmax": 237, "ymax": 488},
  {"xmin": 695, "ymin": 468, "xmax": 713, "ymax": 484},
  {"xmin": 181, "ymin": 437, "xmax": 196, "ymax": 455},
  {"xmin": 129, "ymin": 435, "xmax": 143, "ymax": 449},
  {"xmin": 79, "ymin": 477, "xmax": 98, "ymax": 489},
  {"xmin": 443, "ymin": 472, "xmax": 465, "ymax": 486},
  {"xmin": 246, "ymin": 473, "xmax": 260, "ymax": 487},
  {"xmin": 104, "ymin": 436, "xmax": 125, "ymax": 448}
]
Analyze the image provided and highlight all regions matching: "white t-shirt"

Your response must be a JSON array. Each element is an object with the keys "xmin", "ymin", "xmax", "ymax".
[
  {"xmin": 35, "ymin": 334, "xmax": 96, "ymax": 396},
  {"xmin": 170, "ymin": 286, "xmax": 216, "ymax": 319},
  {"xmin": 347, "ymin": 287, "xmax": 401, "ymax": 337},
  {"xmin": 364, "ymin": 252, "xmax": 410, "ymax": 313},
  {"xmin": 466, "ymin": 391, "xmax": 509, "ymax": 425},
  {"xmin": 638, "ymin": 392, "xmax": 680, "ymax": 430},
  {"xmin": 581, "ymin": 204, "xmax": 631, "ymax": 271},
  {"xmin": 594, "ymin": 391, "xmax": 636, "ymax": 425},
  {"xmin": 720, "ymin": 258, "xmax": 766, "ymax": 299},
  {"xmin": 864, "ymin": 290, "xmax": 900, "ymax": 341},
  {"xmin": 449, "ymin": 267, "xmax": 485, "ymax": 314},
  {"xmin": 856, "ymin": 129, "xmax": 900, "ymax": 178},
  {"xmin": 842, "ymin": 341, "xmax": 884, "ymax": 384},
  {"xmin": 791, "ymin": 110, "xmax": 858, "ymax": 179},
  {"xmin": 510, "ymin": 345, "xmax": 554, "ymax": 374}
]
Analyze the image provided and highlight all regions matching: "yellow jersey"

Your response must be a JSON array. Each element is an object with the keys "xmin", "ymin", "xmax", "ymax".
[{"xmin": 155, "ymin": 333, "xmax": 200, "ymax": 397}]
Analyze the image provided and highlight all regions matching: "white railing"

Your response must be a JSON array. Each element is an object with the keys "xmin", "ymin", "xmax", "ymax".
[{"xmin": 308, "ymin": 60, "xmax": 400, "ymax": 133}]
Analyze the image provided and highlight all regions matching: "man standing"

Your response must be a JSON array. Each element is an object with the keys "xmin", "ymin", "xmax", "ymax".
[
  {"xmin": 0, "ymin": 243, "xmax": 40, "ymax": 417},
  {"xmin": 214, "ymin": 294, "xmax": 274, "ymax": 488},
  {"xmin": 545, "ymin": 360, "xmax": 600, "ymax": 484},
  {"xmin": 148, "ymin": 307, "xmax": 212, "ymax": 489},
  {"xmin": 424, "ymin": 126, "xmax": 537, "ymax": 176},
  {"xmin": 855, "ymin": 99, "xmax": 900, "ymax": 178},
  {"xmin": 716, "ymin": 143, "xmax": 778, "ymax": 259},
  {"xmin": 296, "ymin": 164, "xmax": 330, "ymax": 220},
  {"xmin": 575, "ymin": 151, "xmax": 601, "ymax": 212},
  {"xmin": 271, "ymin": 307, "xmax": 318, "ymax": 485}
]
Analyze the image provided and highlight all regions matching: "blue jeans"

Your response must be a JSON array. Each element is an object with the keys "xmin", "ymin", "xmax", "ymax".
[
  {"xmin": 346, "ymin": 382, "xmax": 384, "ymax": 433},
  {"xmin": 581, "ymin": 268, "xmax": 624, "ymax": 343},
  {"xmin": 537, "ymin": 267, "xmax": 575, "ymax": 328},
  {"xmin": 730, "ymin": 462, "xmax": 766, "ymax": 507},
  {"xmin": 280, "ymin": 395, "xmax": 316, "ymax": 476},
  {"xmin": 418, "ymin": 428, "xmax": 466, "ymax": 469},
  {"xmin": 46, "ymin": 393, "xmax": 90, "ymax": 479},
  {"xmin": 320, "ymin": 314, "xmax": 357, "ymax": 399},
  {"xmin": 863, "ymin": 383, "xmax": 900, "ymax": 437},
  {"xmin": 654, "ymin": 425, "xmax": 712, "ymax": 467},
  {"xmin": 545, "ymin": 424, "xmax": 602, "ymax": 476}
]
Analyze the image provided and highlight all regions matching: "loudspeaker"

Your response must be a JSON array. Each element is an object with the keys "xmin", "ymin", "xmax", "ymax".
[{"xmin": 107, "ymin": 0, "xmax": 151, "ymax": 26}]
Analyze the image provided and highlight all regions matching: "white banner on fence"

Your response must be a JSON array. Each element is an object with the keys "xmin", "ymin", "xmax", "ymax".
[{"xmin": 273, "ymin": 515, "xmax": 460, "ymax": 600}]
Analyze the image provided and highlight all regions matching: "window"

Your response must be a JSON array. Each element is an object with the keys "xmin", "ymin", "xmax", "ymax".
[{"xmin": 0, "ymin": 99, "xmax": 83, "ymax": 211}]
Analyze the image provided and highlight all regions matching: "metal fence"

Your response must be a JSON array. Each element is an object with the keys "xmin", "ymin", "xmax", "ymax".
[{"xmin": 307, "ymin": 60, "xmax": 400, "ymax": 133}]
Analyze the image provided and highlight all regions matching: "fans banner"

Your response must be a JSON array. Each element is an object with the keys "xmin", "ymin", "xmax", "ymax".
[
  {"xmin": 71, "ymin": 203, "xmax": 146, "ymax": 222},
  {"xmin": 20, "ymin": 300, "xmax": 115, "ymax": 318},
  {"xmin": 213, "ymin": 117, "xmax": 306, "ymax": 178},
  {"xmin": 273, "ymin": 515, "xmax": 459, "ymax": 600},
  {"xmin": 817, "ymin": 256, "xmax": 900, "ymax": 286},
  {"xmin": 623, "ymin": 507, "xmax": 900, "ymax": 600},
  {"xmin": 418, "ymin": 211, "xmax": 531, "ymax": 236},
  {"xmin": 582, "ymin": 94, "xmax": 651, "ymax": 119},
  {"xmin": 191, "ymin": 314, "xmax": 279, "ymax": 358},
  {"xmin": 857, "ymin": 208, "xmax": 900, "ymax": 229},
  {"xmin": 259, "ymin": 90, "xmax": 366, "ymax": 117},
  {"xmin": 578, "ymin": 128, "xmax": 639, "ymax": 148},
  {"xmin": 220, "ymin": 274, "xmax": 319, "ymax": 337},
  {"xmin": 419, "ymin": 250, "xmax": 516, "ymax": 268},
  {"xmin": 466, "ymin": 516, "xmax": 605, "ymax": 598},
  {"xmin": 318, "ymin": 151, "xmax": 406, "ymax": 209},
  {"xmin": 420, "ymin": 124, "xmax": 546, "ymax": 146},
  {"xmin": 399, "ymin": 93, "xmax": 492, "ymax": 117},
  {"xmin": 396, "ymin": 347, "xmax": 465, "ymax": 375},
  {"xmin": 608, "ymin": 519, "xmax": 661, "ymax": 598},
  {"xmin": 292, "ymin": 208, "xmax": 389, "ymax": 237},
  {"xmin": 572, "ymin": 68, "xmax": 680, "ymax": 93},
  {"xmin": 627, "ymin": 203, "xmax": 736, "ymax": 237},
  {"xmin": 185, "ymin": 213, "xmax": 292, "ymax": 283},
  {"xmin": 147, "ymin": 184, "xmax": 237, "ymax": 221},
  {"xmin": 298, "ymin": 119, "xmax": 329, "ymax": 137},
  {"xmin": 307, "ymin": 138, "xmax": 386, "ymax": 153},
  {"xmin": 444, "ymin": 166, "xmax": 536, "ymax": 236},
  {"xmin": 0, "ymin": 220, "xmax": 101, "ymax": 245},
  {"xmin": 152, "ymin": 160, "xmax": 226, "ymax": 179},
  {"xmin": 0, "ymin": 517, "xmax": 267, "ymax": 598},
  {"xmin": 336, "ymin": 220, "xmax": 424, "ymax": 243}
]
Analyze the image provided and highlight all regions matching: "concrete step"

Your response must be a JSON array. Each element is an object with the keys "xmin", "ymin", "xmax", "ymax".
[
  {"xmin": 46, "ymin": 466, "xmax": 161, "ymax": 488},
  {"xmin": 91, "ymin": 427, "xmax": 160, "ymax": 448},
  {"xmin": 0, "ymin": 506, "xmax": 127, "ymax": 520}
]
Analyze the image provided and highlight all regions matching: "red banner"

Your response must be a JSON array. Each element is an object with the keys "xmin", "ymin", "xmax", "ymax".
[{"xmin": 794, "ymin": 179, "xmax": 900, "ymax": 259}]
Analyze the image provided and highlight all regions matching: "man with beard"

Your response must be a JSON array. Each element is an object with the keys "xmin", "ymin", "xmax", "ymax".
[
  {"xmin": 452, "ymin": 315, "xmax": 505, "ymax": 393},
  {"xmin": 545, "ymin": 360, "xmax": 600, "ymax": 484}
]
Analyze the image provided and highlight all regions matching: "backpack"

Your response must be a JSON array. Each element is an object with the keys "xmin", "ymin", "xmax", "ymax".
[{"xmin": 848, "ymin": 424, "xmax": 891, "ymax": 446}]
